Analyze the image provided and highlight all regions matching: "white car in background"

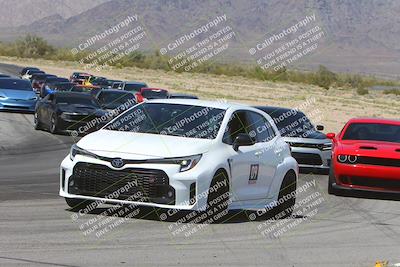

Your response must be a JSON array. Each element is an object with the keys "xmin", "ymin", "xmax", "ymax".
[{"xmin": 60, "ymin": 100, "xmax": 298, "ymax": 219}]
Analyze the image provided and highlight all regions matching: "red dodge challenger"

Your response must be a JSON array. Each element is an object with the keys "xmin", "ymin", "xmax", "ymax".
[{"xmin": 327, "ymin": 118, "xmax": 400, "ymax": 195}]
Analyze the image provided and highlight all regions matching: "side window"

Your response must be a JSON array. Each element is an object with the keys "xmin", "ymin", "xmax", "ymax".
[
  {"xmin": 247, "ymin": 111, "xmax": 276, "ymax": 143},
  {"xmin": 223, "ymin": 111, "xmax": 252, "ymax": 145}
]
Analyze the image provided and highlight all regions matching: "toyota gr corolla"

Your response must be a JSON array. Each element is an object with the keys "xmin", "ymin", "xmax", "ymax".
[{"xmin": 60, "ymin": 100, "xmax": 298, "ymax": 218}]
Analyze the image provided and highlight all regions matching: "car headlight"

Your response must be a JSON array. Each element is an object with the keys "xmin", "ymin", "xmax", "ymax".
[
  {"xmin": 337, "ymin": 154, "xmax": 358, "ymax": 164},
  {"xmin": 321, "ymin": 142, "xmax": 332, "ymax": 150},
  {"xmin": 70, "ymin": 144, "xmax": 97, "ymax": 161},
  {"xmin": 157, "ymin": 154, "xmax": 202, "ymax": 172}
]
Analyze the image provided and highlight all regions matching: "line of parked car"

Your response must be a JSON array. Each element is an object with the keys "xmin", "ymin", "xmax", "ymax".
[{"xmin": 1, "ymin": 66, "xmax": 399, "ymax": 209}]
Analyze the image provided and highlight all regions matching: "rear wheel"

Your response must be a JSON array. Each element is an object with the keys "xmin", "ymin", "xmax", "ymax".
[
  {"xmin": 65, "ymin": 198, "xmax": 95, "ymax": 212},
  {"xmin": 273, "ymin": 171, "xmax": 297, "ymax": 219},
  {"xmin": 50, "ymin": 113, "xmax": 58, "ymax": 134},
  {"xmin": 205, "ymin": 170, "xmax": 230, "ymax": 223}
]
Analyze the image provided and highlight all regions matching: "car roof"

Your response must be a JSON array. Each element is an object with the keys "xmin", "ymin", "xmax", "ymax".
[
  {"xmin": 148, "ymin": 99, "xmax": 254, "ymax": 110},
  {"xmin": 99, "ymin": 89, "xmax": 133, "ymax": 93},
  {"xmin": 347, "ymin": 117, "xmax": 400, "ymax": 125},
  {"xmin": 125, "ymin": 81, "xmax": 147, "ymax": 85},
  {"xmin": 141, "ymin": 87, "xmax": 168, "ymax": 92}
]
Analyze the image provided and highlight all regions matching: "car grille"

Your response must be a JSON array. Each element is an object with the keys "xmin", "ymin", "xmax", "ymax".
[
  {"xmin": 357, "ymin": 156, "xmax": 400, "ymax": 168},
  {"xmin": 291, "ymin": 152, "xmax": 323, "ymax": 165},
  {"xmin": 68, "ymin": 162, "xmax": 174, "ymax": 204},
  {"xmin": 287, "ymin": 142, "xmax": 330, "ymax": 150},
  {"xmin": 340, "ymin": 176, "xmax": 400, "ymax": 191}
]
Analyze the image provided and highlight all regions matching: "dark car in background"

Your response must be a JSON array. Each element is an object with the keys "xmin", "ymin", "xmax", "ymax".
[
  {"xmin": 121, "ymin": 81, "xmax": 148, "ymax": 92},
  {"xmin": 31, "ymin": 74, "xmax": 57, "ymax": 92},
  {"xmin": 34, "ymin": 92, "xmax": 108, "ymax": 134},
  {"xmin": 93, "ymin": 89, "xmax": 136, "ymax": 111},
  {"xmin": 39, "ymin": 77, "xmax": 70, "ymax": 97},
  {"xmin": 255, "ymin": 106, "xmax": 332, "ymax": 172},
  {"xmin": 135, "ymin": 87, "xmax": 169, "ymax": 103},
  {"xmin": 0, "ymin": 78, "xmax": 38, "ymax": 112},
  {"xmin": 0, "ymin": 74, "xmax": 11, "ymax": 78},
  {"xmin": 22, "ymin": 69, "xmax": 45, "ymax": 80},
  {"xmin": 40, "ymin": 81, "xmax": 74, "ymax": 98},
  {"xmin": 70, "ymin": 72, "xmax": 91, "ymax": 85},
  {"xmin": 20, "ymin": 67, "xmax": 40, "ymax": 77}
]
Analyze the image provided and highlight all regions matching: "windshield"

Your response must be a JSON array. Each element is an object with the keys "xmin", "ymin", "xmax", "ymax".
[
  {"xmin": 98, "ymin": 92, "xmax": 135, "ymax": 108},
  {"xmin": 124, "ymin": 83, "xmax": 146, "ymax": 92},
  {"xmin": 142, "ymin": 89, "xmax": 168, "ymax": 99},
  {"xmin": 56, "ymin": 95, "xmax": 100, "ymax": 107},
  {"xmin": 105, "ymin": 103, "xmax": 225, "ymax": 139},
  {"xmin": 265, "ymin": 109, "xmax": 315, "ymax": 137},
  {"xmin": 343, "ymin": 123, "xmax": 400, "ymax": 143},
  {"xmin": 0, "ymin": 79, "xmax": 33, "ymax": 91}
]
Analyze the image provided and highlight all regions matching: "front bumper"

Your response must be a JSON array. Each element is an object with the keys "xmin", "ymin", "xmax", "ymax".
[
  {"xmin": 0, "ymin": 99, "xmax": 36, "ymax": 112},
  {"xmin": 291, "ymin": 146, "xmax": 331, "ymax": 169},
  {"xmin": 333, "ymin": 163, "xmax": 400, "ymax": 192},
  {"xmin": 58, "ymin": 115, "xmax": 107, "ymax": 134},
  {"xmin": 59, "ymin": 155, "xmax": 211, "ymax": 211}
]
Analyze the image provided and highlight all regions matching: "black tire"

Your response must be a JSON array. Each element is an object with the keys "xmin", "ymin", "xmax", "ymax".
[
  {"xmin": 204, "ymin": 170, "xmax": 230, "ymax": 223},
  {"xmin": 50, "ymin": 113, "xmax": 58, "ymax": 134},
  {"xmin": 65, "ymin": 198, "xmax": 95, "ymax": 212},
  {"xmin": 33, "ymin": 112, "xmax": 42, "ymax": 130},
  {"xmin": 273, "ymin": 171, "xmax": 296, "ymax": 219},
  {"xmin": 328, "ymin": 167, "xmax": 337, "ymax": 195}
]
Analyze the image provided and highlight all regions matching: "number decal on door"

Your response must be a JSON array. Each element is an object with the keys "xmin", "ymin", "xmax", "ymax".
[{"xmin": 248, "ymin": 164, "xmax": 259, "ymax": 184}]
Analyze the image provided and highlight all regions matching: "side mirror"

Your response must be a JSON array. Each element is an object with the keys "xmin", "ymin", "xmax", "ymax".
[
  {"xmin": 326, "ymin": 133, "xmax": 336, "ymax": 139},
  {"xmin": 233, "ymin": 133, "xmax": 255, "ymax": 151},
  {"xmin": 316, "ymin": 125, "xmax": 324, "ymax": 131}
]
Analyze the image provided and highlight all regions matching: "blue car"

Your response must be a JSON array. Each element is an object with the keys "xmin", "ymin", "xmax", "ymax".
[{"xmin": 0, "ymin": 78, "xmax": 38, "ymax": 112}]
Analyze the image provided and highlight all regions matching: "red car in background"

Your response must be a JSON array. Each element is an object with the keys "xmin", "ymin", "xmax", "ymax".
[
  {"xmin": 327, "ymin": 118, "xmax": 400, "ymax": 195},
  {"xmin": 135, "ymin": 88, "xmax": 169, "ymax": 103},
  {"xmin": 70, "ymin": 72, "xmax": 91, "ymax": 85}
]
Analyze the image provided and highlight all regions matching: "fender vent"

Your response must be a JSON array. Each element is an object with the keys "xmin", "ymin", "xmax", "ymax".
[{"xmin": 359, "ymin": 146, "xmax": 377, "ymax": 150}]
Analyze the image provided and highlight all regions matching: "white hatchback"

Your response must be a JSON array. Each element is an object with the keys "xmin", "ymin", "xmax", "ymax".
[{"xmin": 60, "ymin": 99, "xmax": 298, "ymax": 219}]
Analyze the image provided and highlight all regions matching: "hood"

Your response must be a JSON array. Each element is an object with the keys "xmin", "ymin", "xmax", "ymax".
[
  {"xmin": 77, "ymin": 129, "xmax": 214, "ymax": 159},
  {"xmin": 58, "ymin": 104, "xmax": 104, "ymax": 116},
  {"xmin": 338, "ymin": 140, "xmax": 400, "ymax": 159},
  {"xmin": 0, "ymin": 89, "xmax": 36, "ymax": 100}
]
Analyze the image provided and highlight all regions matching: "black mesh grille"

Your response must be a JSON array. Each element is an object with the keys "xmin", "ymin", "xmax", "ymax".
[
  {"xmin": 69, "ymin": 162, "xmax": 173, "ymax": 204},
  {"xmin": 357, "ymin": 156, "xmax": 400, "ymax": 168},
  {"xmin": 341, "ymin": 176, "xmax": 400, "ymax": 191},
  {"xmin": 291, "ymin": 152, "xmax": 323, "ymax": 165}
]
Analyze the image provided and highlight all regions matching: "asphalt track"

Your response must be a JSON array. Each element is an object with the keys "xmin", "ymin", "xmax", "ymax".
[{"xmin": 0, "ymin": 64, "xmax": 399, "ymax": 267}]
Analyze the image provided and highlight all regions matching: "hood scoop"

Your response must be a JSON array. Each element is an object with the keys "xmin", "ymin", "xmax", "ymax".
[{"xmin": 359, "ymin": 146, "xmax": 377, "ymax": 150}]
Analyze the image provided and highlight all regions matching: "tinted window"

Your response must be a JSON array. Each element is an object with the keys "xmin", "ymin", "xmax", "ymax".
[
  {"xmin": 98, "ymin": 92, "xmax": 135, "ymax": 109},
  {"xmin": 0, "ymin": 79, "xmax": 33, "ymax": 91},
  {"xmin": 343, "ymin": 123, "xmax": 400, "ymax": 143},
  {"xmin": 247, "ymin": 112, "xmax": 276, "ymax": 143},
  {"xmin": 262, "ymin": 109, "xmax": 314, "ymax": 137},
  {"xmin": 142, "ymin": 89, "xmax": 168, "ymax": 99},
  {"xmin": 105, "ymin": 103, "xmax": 225, "ymax": 139},
  {"xmin": 124, "ymin": 83, "xmax": 146, "ymax": 92},
  {"xmin": 223, "ymin": 111, "xmax": 252, "ymax": 144}
]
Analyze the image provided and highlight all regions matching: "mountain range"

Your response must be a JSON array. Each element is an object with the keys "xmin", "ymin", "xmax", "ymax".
[{"xmin": 0, "ymin": 0, "xmax": 399, "ymax": 78}]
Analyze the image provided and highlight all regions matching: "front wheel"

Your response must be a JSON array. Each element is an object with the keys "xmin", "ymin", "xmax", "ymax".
[
  {"xmin": 204, "ymin": 171, "xmax": 230, "ymax": 223},
  {"xmin": 50, "ymin": 113, "xmax": 58, "ymax": 134},
  {"xmin": 33, "ymin": 112, "xmax": 42, "ymax": 130},
  {"xmin": 273, "ymin": 171, "xmax": 297, "ymax": 219}
]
